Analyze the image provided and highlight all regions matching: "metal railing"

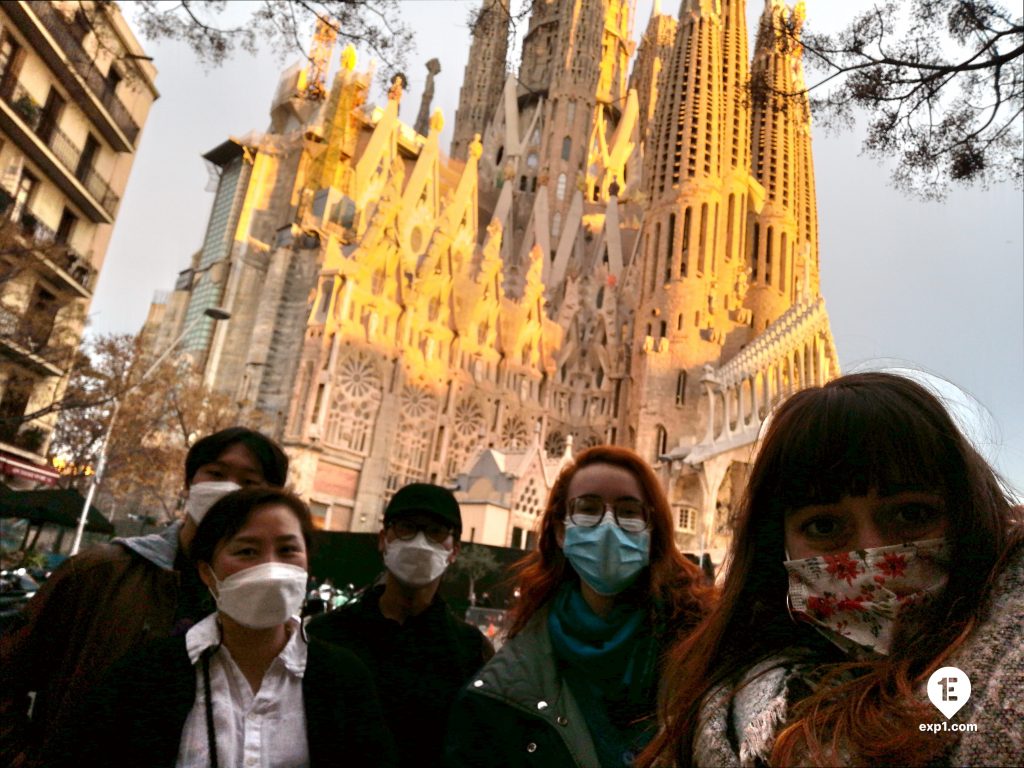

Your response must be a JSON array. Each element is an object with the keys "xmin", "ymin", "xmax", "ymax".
[
  {"xmin": 27, "ymin": 1, "xmax": 140, "ymax": 145},
  {"xmin": 2, "ymin": 204, "xmax": 97, "ymax": 294},
  {"xmin": 2, "ymin": 82, "xmax": 120, "ymax": 216}
]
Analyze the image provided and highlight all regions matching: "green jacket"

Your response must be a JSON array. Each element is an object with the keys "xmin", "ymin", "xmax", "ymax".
[{"xmin": 444, "ymin": 612, "xmax": 603, "ymax": 768}]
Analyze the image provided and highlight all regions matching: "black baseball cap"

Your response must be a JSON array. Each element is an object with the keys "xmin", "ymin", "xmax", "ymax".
[{"xmin": 384, "ymin": 483, "xmax": 462, "ymax": 535}]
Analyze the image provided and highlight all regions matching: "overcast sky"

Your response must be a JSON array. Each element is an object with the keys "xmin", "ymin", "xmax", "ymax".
[{"xmin": 90, "ymin": 1, "xmax": 1024, "ymax": 493}]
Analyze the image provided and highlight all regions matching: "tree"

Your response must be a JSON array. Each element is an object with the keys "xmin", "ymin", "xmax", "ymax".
[
  {"xmin": 450, "ymin": 543, "xmax": 501, "ymax": 607},
  {"xmin": 125, "ymin": 0, "xmax": 415, "ymax": 77},
  {"xmin": 790, "ymin": 1, "xmax": 1023, "ymax": 198},
  {"xmin": 50, "ymin": 333, "xmax": 274, "ymax": 523}
]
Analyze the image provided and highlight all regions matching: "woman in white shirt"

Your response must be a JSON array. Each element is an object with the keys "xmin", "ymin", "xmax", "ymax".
[{"xmin": 59, "ymin": 487, "xmax": 394, "ymax": 767}]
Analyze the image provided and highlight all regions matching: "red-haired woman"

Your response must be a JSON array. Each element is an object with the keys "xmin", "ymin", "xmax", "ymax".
[
  {"xmin": 640, "ymin": 372, "xmax": 1024, "ymax": 767},
  {"xmin": 445, "ymin": 446, "xmax": 712, "ymax": 767}
]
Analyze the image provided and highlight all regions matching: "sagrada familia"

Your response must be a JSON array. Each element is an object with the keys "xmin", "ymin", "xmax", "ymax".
[{"xmin": 144, "ymin": 0, "xmax": 839, "ymax": 560}]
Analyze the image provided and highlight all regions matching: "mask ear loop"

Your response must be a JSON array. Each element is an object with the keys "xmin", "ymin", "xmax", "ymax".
[{"xmin": 783, "ymin": 549, "xmax": 799, "ymax": 625}]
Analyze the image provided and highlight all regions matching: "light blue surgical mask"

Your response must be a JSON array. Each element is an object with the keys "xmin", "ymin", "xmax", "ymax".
[{"xmin": 563, "ymin": 518, "xmax": 650, "ymax": 596}]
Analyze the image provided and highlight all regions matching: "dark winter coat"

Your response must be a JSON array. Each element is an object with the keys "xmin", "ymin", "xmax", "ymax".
[
  {"xmin": 0, "ymin": 523, "xmax": 210, "ymax": 768},
  {"xmin": 308, "ymin": 584, "xmax": 493, "ymax": 768}
]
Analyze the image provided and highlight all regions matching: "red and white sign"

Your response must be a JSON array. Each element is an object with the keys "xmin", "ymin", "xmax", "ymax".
[{"xmin": 0, "ymin": 455, "xmax": 59, "ymax": 486}]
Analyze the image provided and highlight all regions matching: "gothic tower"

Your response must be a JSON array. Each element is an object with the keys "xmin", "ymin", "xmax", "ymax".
[
  {"xmin": 501, "ymin": 0, "xmax": 634, "ymax": 264},
  {"xmin": 450, "ymin": 0, "xmax": 510, "ymax": 160},
  {"xmin": 627, "ymin": 0, "xmax": 740, "ymax": 462},
  {"xmin": 746, "ymin": 0, "xmax": 818, "ymax": 331},
  {"xmin": 629, "ymin": 0, "xmax": 678, "ymax": 148}
]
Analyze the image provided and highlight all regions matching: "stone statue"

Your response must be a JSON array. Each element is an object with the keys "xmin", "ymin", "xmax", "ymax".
[{"xmin": 414, "ymin": 58, "xmax": 441, "ymax": 137}]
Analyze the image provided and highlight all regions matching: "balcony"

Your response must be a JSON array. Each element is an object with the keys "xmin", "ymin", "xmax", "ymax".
[
  {"xmin": 0, "ymin": 304, "xmax": 67, "ymax": 378},
  {"xmin": 0, "ymin": 197, "xmax": 97, "ymax": 297},
  {"xmin": 0, "ymin": 82, "xmax": 119, "ymax": 222},
  {"xmin": 6, "ymin": 1, "xmax": 140, "ymax": 152}
]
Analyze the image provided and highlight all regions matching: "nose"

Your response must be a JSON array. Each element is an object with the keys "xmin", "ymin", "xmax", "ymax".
[{"xmin": 853, "ymin": 522, "xmax": 888, "ymax": 550}]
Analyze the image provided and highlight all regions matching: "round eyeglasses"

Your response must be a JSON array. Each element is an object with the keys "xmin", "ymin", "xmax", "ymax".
[
  {"xmin": 388, "ymin": 519, "xmax": 454, "ymax": 544},
  {"xmin": 566, "ymin": 495, "xmax": 650, "ymax": 533}
]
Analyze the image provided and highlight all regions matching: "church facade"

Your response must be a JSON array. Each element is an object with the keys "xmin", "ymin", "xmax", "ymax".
[{"xmin": 146, "ymin": 0, "xmax": 838, "ymax": 559}]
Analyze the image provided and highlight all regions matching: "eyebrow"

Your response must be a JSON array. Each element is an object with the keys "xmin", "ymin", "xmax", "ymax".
[{"xmin": 229, "ymin": 534, "xmax": 302, "ymax": 544}]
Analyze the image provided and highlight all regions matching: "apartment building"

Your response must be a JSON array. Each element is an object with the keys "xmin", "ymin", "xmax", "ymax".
[{"xmin": 0, "ymin": 1, "xmax": 156, "ymax": 487}]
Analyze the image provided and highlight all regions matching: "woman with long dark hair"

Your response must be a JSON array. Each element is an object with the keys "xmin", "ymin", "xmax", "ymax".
[
  {"xmin": 445, "ymin": 446, "xmax": 712, "ymax": 767},
  {"xmin": 641, "ymin": 372, "xmax": 1024, "ymax": 766}
]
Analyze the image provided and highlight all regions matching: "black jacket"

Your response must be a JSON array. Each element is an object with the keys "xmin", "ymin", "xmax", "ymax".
[
  {"xmin": 47, "ymin": 632, "xmax": 395, "ymax": 768},
  {"xmin": 308, "ymin": 585, "xmax": 494, "ymax": 768}
]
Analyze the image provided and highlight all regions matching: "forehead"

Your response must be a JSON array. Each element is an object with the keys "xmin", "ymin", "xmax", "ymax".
[
  {"xmin": 227, "ymin": 504, "xmax": 303, "ymax": 539},
  {"xmin": 207, "ymin": 443, "xmax": 263, "ymax": 475},
  {"xmin": 567, "ymin": 463, "xmax": 644, "ymax": 500},
  {"xmin": 391, "ymin": 511, "xmax": 450, "ymax": 527}
]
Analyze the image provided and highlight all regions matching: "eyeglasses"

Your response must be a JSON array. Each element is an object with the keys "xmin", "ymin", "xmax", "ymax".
[
  {"xmin": 566, "ymin": 496, "xmax": 650, "ymax": 533},
  {"xmin": 389, "ymin": 519, "xmax": 454, "ymax": 544}
]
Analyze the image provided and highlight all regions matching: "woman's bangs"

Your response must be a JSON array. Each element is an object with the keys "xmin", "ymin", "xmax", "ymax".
[{"xmin": 770, "ymin": 387, "xmax": 950, "ymax": 510}]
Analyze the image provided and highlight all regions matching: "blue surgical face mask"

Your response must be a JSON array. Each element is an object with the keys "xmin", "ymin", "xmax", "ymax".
[{"xmin": 562, "ymin": 520, "xmax": 650, "ymax": 596}]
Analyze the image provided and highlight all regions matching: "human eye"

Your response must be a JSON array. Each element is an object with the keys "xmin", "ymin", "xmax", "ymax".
[
  {"xmin": 569, "ymin": 497, "xmax": 604, "ymax": 526},
  {"xmin": 614, "ymin": 500, "xmax": 646, "ymax": 519},
  {"xmin": 572, "ymin": 496, "xmax": 604, "ymax": 515},
  {"xmin": 883, "ymin": 499, "xmax": 945, "ymax": 539},
  {"xmin": 800, "ymin": 516, "xmax": 843, "ymax": 538},
  {"xmin": 893, "ymin": 502, "xmax": 941, "ymax": 525},
  {"xmin": 425, "ymin": 525, "xmax": 450, "ymax": 541},
  {"xmin": 393, "ymin": 521, "xmax": 416, "ymax": 539}
]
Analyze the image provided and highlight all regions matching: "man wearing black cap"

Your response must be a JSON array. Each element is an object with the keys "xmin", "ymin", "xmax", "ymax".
[{"xmin": 307, "ymin": 483, "xmax": 493, "ymax": 767}]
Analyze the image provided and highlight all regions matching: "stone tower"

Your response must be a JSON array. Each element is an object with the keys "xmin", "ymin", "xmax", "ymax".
[
  {"xmin": 629, "ymin": 0, "xmax": 678, "ymax": 147},
  {"xmin": 627, "ymin": 0, "xmax": 737, "ymax": 462},
  {"xmin": 746, "ymin": 0, "xmax": 819, "ymax": 332},
  {"xmin": 450, "ymin": 0, "xmax": 510, "ymax": 160}
]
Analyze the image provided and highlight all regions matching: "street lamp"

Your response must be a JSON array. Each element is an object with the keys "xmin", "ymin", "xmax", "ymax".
[{"xmin": 69, "ymin": 307, "xmax": 231, "ymax": 555}]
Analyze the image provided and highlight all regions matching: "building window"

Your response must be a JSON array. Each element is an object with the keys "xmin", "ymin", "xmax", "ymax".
[
  {"xmin": 675, "ymin": 370, "xmax": 687, "ymax": 406},
  {"xmin": 556, "ymin": 173, "xmax": 567, "ymax": 201},
  {"xmin": 654, "ymin": 425, "xmax": 668, "ymax": 461},
  {"xmin": 561, "ymin": 136, "xmax": 571, "ymax": 161},
  {"xmin": 675, "ymin": 506, "xmax": 697, "ymax": 533},
  {"xmin": 11, "ymin": 170, "xmax": 38, "ymax": 223},
  {"xmin": 55, "ymin": 207, "xmax": 76, "ymax": 246},
  {"xmin": 552, "ymin": 212, "xmax": 562, "ymax": 238}
]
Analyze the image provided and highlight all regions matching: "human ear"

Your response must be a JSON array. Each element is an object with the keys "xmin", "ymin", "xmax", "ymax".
[
  {"xmin": 555, "ymin": 521, "xmax": 566, "ymax": 549},
  {"xmin": 197, "ymin": 561, "xmax": 217, "ymax": 594}
]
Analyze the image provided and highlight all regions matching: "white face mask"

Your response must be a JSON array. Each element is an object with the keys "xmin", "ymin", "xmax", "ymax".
[
  {"xmin": 185, "ymin": 481, "xmax": 242, "ymax": 524},
  {"xmin": 210, "ymin": 562, "xmax": 308, "ymax": 628},
  {"xmin": 383, "ymin": 532, "xmax": 451, "ymax": 587}
]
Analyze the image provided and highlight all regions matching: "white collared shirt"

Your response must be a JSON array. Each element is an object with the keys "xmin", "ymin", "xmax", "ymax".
[{"xmin": 175, "ymin": 613, "xmax": 309, "ymax": 768}]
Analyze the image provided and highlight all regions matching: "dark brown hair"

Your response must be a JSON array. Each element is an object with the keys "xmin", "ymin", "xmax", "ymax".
[
  {"xmin": 184, "ymin": 427, "xmax": 289, "ymax": 487},
  {"xmin": 507, "ymin": 445, "xmax": 712, "ymax": 638},
  {"xmin": 190, "ymin": 486, "xmax": 315, "ymax": 566},
  {"xmin": 641, "ymin": 372, "xmax": 1021, "ymax": 766}
]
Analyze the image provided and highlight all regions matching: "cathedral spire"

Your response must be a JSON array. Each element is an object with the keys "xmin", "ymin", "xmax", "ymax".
[
  {"xmin": 451, "ymin": 0, "xmax": 510, "ymax": 160},
  {"xmin": 744, "ymin": 0, "xmax": 817, "ymax": 331}
]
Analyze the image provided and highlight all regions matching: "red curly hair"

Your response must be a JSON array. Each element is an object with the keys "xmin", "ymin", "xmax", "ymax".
[{"xmin": 506, "ymin": 445, "xmax": 712, "ymax": 638}]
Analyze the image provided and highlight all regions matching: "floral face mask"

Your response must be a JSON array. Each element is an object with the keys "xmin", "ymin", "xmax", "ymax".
[{"xmin": 783, "ymin": 538, "xmax": 951, "ymax": 656}]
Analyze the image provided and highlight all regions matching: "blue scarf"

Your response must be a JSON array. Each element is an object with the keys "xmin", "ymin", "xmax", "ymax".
[{"xmin": 548, "ymin": 583, "xmax": 658, "ymax": 767}]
